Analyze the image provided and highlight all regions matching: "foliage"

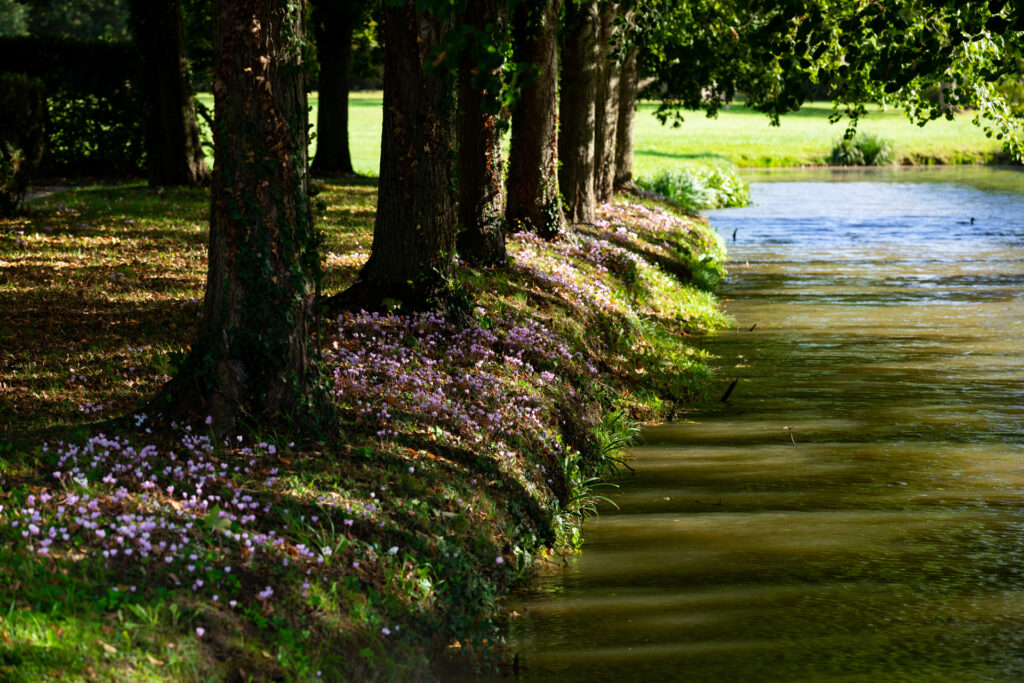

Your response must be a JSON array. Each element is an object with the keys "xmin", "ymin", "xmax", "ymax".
[
  {"xmin": 0, "ymin": 0, "xmax": 27, "ymax": 36},
  {"xmin": 23, "ymin": 0, "xmax": 131, "ymax": 42},
  {"xmin": 639, "ymin": 1, "xmax": 1024, "ymax": 161},
  {"xmin": 828, "ymin": 131, "xmax": 895, "ymax": 166},
  {"xmin": 0, "ymin": 37, "xmax": 146, "ymax": 175},
  {"xmin": 997, "ymin": 76, "xmax": 1024, "ymax": 119},
  {"xmin": 636, "ymin": 165, "xmax": 751, "ymax": 211},
  {"xmin": 0, "ymin": 72, "xmax": 44, "ymax": 215}
]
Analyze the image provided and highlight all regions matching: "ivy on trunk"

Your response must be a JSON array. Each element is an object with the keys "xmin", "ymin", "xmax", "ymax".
[
  {"xmin": 593, "ymin": 2, "xmax": 620, "ymax": 204},
  {"xmin": 455, "ymin": 0, "xmax": 508, "ymax": 266},
  {"xmin": 505, "ymin": 0, "xmax": 564, "ymax": 237},
  {"xmin": 155, "ymin": 0, "xmax": 326, "ymax": 433},
  {"xmin": 330, "ymin": 1, "xmax": 458, "ymax": 312},
  {"xmin": 558, "ymin": 0, "xmax": 599, "ymax": 224}
]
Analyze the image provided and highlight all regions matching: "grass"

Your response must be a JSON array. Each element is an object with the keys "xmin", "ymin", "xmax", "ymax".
[
  {"xmin": 0, "ymin": 174, "xmax": 728, "ymax": 679},
  {"xmin": 630, "ymin": 100, "xmax": 1005, "ymax": 171},
  {"xmin": 197, "ymin": 92, "xmax": 1006, "ymax": 178}
]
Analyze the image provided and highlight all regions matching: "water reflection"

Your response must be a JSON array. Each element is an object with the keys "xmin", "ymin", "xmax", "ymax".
[{"xmin": 504, "ymin": 168, "xmax": 1024, "ymax": 682}]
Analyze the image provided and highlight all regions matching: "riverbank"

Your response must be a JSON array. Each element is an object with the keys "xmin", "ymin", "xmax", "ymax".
[
  {"xmin": 0, "ymin": 180, "xmax": 727, "ymax": 679},
  {"xmin": 501, "ymin": 168, "xmax": 1024, "ymax": 680}
]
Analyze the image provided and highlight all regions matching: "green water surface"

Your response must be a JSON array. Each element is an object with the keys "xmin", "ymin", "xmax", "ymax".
[{"xmin": 504, "ymin": 167, "xmax": 1024, "ymax": 682}]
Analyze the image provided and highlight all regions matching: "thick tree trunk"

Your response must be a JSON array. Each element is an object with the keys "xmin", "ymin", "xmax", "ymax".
[
  {"xmin": 156, "ymin": 0, "xmax": 323, "ymax": 431},
  {"xmin": 614, "ymin": 44, "xmax": 638, "ymax": 191},
  {"xmin": 129, "ymin": 0, "xmax": 209, "ymax": 187},
  {"xmin": 456, "ymin": 0, "xmax": 507, "ymax": 266},
  {"xmin": 310, "ymin": 3, "xmax": 355, "ymax": 176},
  {"xmin": 593, "ymin": 3, "xmax": 620, "ymax": 204},
  {"xmin": 558, "ymin": 0, "xmax": 599, "ymax": 224},
  {"xmin": 505, "ymin": 0, "xmax": 563, "ymax": 236},
  {"xmin": 334, "ymin": 1, "xmax": 456, "ymax": 311}
]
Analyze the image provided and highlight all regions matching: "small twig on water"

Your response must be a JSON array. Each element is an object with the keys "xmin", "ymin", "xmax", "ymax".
[
  {"xmin": 784, "ymin": 425, "xmax": 796, "ymax": 446},
  {"xmin": 720, "ymin": 379, "xmax": 738, "ymax": 402}
]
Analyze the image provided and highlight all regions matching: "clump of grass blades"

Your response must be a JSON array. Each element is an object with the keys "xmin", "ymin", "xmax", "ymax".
[
  {"xmin": 829, "ymin": 132, "xmax": 895, "ymax": 166},
  {"xmin": 636, "ymin": 166, "xmax": 751, "ymax": 211}
]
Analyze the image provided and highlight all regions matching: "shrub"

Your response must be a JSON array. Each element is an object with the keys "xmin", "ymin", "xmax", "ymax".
[
  {"xmin": 0, "ymin": 72, "xmax": 45, "ymax": 216},
  {"xmin": 635, "ymin": 165, "xmax": 751, "ymax": 211},
  {"xmin": 829, "ymin": 132, "xmax": 895, "ymax": 166},
  {"xmin": 0, "ymin": 37, "xmax": 146, "ymax": 176}
]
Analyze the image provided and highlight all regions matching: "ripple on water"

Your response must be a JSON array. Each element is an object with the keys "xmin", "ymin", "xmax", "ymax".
[{"xmin": 506, "ymin": 168, "xmax": 1024, "ymax": 682}]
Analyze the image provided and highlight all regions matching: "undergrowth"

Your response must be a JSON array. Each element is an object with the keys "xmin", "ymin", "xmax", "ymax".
[
  {"xmin": 0, "ymin": 181, "xmax": 728, "ymax": 680},
  {"xmin": 635, "ymin": 164, "xmax": 751, "ymax": 211}
]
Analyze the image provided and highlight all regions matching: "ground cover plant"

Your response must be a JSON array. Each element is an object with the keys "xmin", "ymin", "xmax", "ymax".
[
  {"xmin": 0, "ymin": 179, "xmax": 726, "ymax": 679},
  {"xmin": 635, "ymin": 165, "xmax": 751, "ymax": 211}
]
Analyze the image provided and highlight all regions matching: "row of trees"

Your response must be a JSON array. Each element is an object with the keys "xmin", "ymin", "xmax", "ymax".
[{"xmin": 39, "ymin": 0, "xmax": 1022, "ymax": 433}]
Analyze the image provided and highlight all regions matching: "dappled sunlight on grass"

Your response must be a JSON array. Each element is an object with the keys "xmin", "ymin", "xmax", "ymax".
[{"xmin": 1, "ymin": 178, "xmax": 727, "ymax": 678}]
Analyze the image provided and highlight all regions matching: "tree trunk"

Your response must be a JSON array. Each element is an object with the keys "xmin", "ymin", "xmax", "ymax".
[
  {"xmin": 558, "ymin": 0, "xmax": 599, "ymax": 224},
  {"xmin": 593, "ymin": 2, "xmax": 619, "ymax": 204},
  {"xmin": 456, "ymin": 0, "xmax": 507, "ymax": 266},
  {"xmin": 156, "ymin": 0, "xmax": 323, "ymax": 432},
  {"xmin": 333, "ymin": 1, "xmax": 457, "ymax": 311},
  {"xmin": 310, "ymin": 2, "xmax": 356, "ymax": 176},
  {"xmin": 614, "ymin": 43, "xmax": 638, "ymax": 191},
  {"xmin": 128, "ymin": 0, "xmax": 209, "ymax": 187},
  {"xmin": 505, "ymin": 0, "xmax": 563, "ymax": 237}
]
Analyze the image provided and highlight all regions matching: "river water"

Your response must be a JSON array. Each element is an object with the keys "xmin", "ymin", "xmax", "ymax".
[{"xmin": 504, "ymin": 167, "xmax": 1024, "ymax": 681}]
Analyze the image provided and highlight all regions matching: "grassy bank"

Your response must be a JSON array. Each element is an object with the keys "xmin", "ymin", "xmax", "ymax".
[{"xmin": 0, "ymin": 181, "xmax": 727, "ymax": 679}]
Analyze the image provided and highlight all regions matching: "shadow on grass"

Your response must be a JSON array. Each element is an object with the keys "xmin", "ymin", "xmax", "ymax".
[{"xmin": 634, "ymin": 150, "xmax": 735, "ymax": 165}]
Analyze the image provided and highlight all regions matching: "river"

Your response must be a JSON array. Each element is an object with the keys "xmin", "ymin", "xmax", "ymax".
[{"xmin": 503, "ymin": 167, "xmax": 1024, "ymax": 681}]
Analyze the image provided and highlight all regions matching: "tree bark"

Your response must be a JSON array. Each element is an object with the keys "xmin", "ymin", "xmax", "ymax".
[
  {"xmin": 558, "ymin": 0, "xmax": 599, "ymax": 224},
  {"xmin": 156, "ymin": 0, "xmax": 323, "ymax": 432},
  {"xmin": 456, "ymin": 0, "xmax": 507, "ymax": 266},
  {"xmin": 593, "ymin": 2, "xmax": 620, "ymax": 204},
  {"xmin": 333, "ymin": 1, "xmax": 457, "ymax": 311},
  {"xmin": 505, "ymin": 0, "xmax": 563, "ymax": 237},
  {"xmin": 128, "ymin": 0, "xmax": 209, "ymax": 187},
  {"xmin": 614, "ymin": 43, "xmax": 638, "ymax": 191},
  {"xmin": 310, "ymin": 1, "xmax": 356, "ymax": 176}
]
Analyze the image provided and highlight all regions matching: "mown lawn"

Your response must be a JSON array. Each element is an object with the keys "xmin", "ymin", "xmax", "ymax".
[{"xmin": 198, "ymin": 92, "xmax": 1006, "ymax": 176}]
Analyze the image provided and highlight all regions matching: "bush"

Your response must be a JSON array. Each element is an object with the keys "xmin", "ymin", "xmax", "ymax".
[
  {"xmin": 0, "ymin": 37, "xmax": 146, "ymax": 176},
  {"xmin": 829, "ymin": 132, "xmax": 895, "ymax": 166},
  {"xmin": 635, "ymin": 165, "xmax": 751, "ymax": 211},
  {"xmin": 0, "ymin": 72, "xmax": 45, "ymax": 216}
]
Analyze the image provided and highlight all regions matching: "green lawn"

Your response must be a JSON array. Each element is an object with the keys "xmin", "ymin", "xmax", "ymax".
[
  {"xmin": 631, "ymin": 101, "xmax": 1004, "ymax": 171},
  {"xmin": 196, "ymin": 92, "xmax": 1004, "ymax": 178}
]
